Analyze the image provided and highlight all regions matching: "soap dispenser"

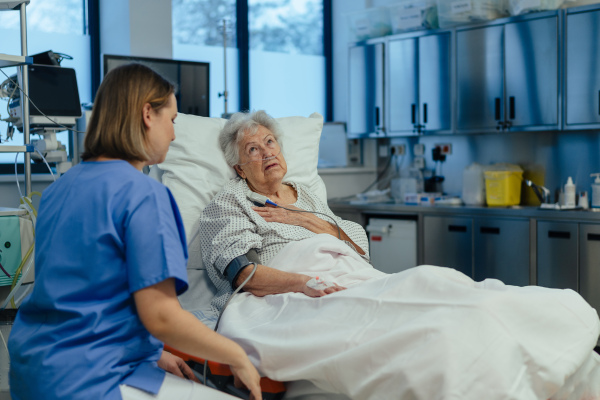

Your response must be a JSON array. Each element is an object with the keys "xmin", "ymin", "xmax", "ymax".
[
  {"xmin": 591, "ymin": 173, "xmax": 600, "ymax": 209},
  {"xmin": 564, "ymin": 177, "xmax": 576, "ymax": 207}
]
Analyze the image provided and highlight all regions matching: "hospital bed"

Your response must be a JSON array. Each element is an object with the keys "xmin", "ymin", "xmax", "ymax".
[
  {"xmin": 149, "ymin": 111, "xmax": 329, "ymax": 399},
  {"xmin": 150, "ymin": 112, "xmax": 600, "ymax": 400}
]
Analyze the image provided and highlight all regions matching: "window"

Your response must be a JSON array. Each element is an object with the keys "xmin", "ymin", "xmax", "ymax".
[
  {"xmin": 249, "ymin": 0, "xmax": 325, "ymax": 117},
  {"xmin": 172, "ymin": 0, "xmax": 326, "ymax": 118},
  {"xmin": 0, "ymin": 0, "xmax": 91, "ymax": 166},
  {"xmin": 172, "ymin": 0, "xmax": 239, "ymax": 118}
]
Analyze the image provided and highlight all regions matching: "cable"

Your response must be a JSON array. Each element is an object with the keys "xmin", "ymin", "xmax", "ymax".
[
  {"xmin": 14, "ymin": 152, "xmax": 23, "ymax": 199},
  {"xmin": 0, "ymin": 329, "xmax": 7, "ymax": 353},
  {"xmin": 246, "ymin": 192, "xmax": 342, "ymax": 239},
  {"xmin": 14, "ymin": 146, "xmax": 56, "ymax": 200},
  {"xmin": 1, "ymin": 193, "xmax": 39, "ymax": 309},
  {"xmin": 1, "ymin": 244, "xmax": 34, "ymax": 310},
  {"xmin": 34, "ymin": 148, "xmax": 56, "ymax": 182},
  {"xmin": 0, "ymin": 68, "xmax": 85, "ymax": 134},
  {"xmin": 360, "ymin": 152, "xmax": 394, "ymax": 194},
  {"xmin": 203, "ymin": 261, "xmax": 258, "ymax": 386}
]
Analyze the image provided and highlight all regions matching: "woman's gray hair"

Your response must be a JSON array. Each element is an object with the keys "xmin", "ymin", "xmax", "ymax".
[{"xmin": 219, "ymin": 110, "xmax": 283, "ymax": 167}]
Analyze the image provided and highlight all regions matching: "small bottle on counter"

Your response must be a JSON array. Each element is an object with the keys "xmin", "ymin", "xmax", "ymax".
[
  {"xmin": 565, "ymin": 177, "xmax": 576, "ymax": 207},
  {"xmin": 591, "ymin": 173, "xmax": 600, "ymax": 209}
]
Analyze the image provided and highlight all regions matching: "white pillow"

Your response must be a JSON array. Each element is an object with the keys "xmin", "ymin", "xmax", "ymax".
[{"xmin": 154, "ymin": 111, "xmax": 327, "ymax": 269}]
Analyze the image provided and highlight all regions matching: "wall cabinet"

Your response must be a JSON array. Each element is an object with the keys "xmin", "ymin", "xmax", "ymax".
[
  {"xmin": 423, "ymin": 215, "xmax": 472, "ymax": 277},
  {"xmin": 387, "ymin": 32, "xmax": 451, "ymax": 135},
  {"xmin": 565, "ymin": 7, "xmax": 600, "ymax": 129},
  {"xmin": 347, "ymin": 43, "xmax": 385, "ymax": 138},
  {"xmin": 473, "ymin": 217, "xmax": 530, "ymax": 286},
  {"xmin": 456, "ymin": 13, "xmax": 559, "ymax": 132}
]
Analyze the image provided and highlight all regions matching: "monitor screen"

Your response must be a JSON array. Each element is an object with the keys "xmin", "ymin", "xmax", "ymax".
[
  {"xmin": 103, "ymin": 55, "xmax": 210, "ymax": 117},
  {"xmin": 26, "ymin": 65, "xmax": 82, "ymax": 118}
]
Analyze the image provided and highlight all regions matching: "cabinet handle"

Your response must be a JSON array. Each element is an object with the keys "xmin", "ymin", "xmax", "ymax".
[
  {"xmin": 587, "ymin": 233, "xmax": 600, "ymax": 241},
  {"xmin": 480, "ymin": 227, "xmax": 500, "ymax": 235},
  {"xmin": 423, "ymin": 103, "xmax": 428, "ymax": 124},
  {"xmin": 598, "ymin": 91, "xmax": 600, "ymax": 115},
  {"xmin": 509, "ymin": 96, "xmax": 515, "ymax": 120},
  {"xmin": 411, "ymin": 104, "xmax": 416, "ymax": 124},
  {"xmin": 495, "ymin": 98, "xmax": 501, "ymax": 120},
  {"xmin": 448, "ymin": 225, "xmax": 467, "ymax": 233},
  {"xmin": 548, "ymin": 230, "xmax": 570, "ymax": 239},
  {"xmin": 375, "ymin": 107, "xmax": 380, "ymax": 127}
]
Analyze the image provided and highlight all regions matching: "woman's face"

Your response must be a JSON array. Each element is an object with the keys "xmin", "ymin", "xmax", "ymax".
[
  {"xmin": 234, "ymin": 125, "xmax": 287, "ymax": 188},
  {"xmin": 144, "ymin": 93, "xmax": 178, "ymax": 166}
]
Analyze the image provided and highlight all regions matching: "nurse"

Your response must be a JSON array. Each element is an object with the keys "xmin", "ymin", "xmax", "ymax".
[{"xmin": 8, "ymin": 63, "xmax": 262, "ymax": 400}]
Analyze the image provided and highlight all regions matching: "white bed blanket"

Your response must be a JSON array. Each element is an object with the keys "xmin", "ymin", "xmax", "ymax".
[{"xmin": 218, "ymin": 234, "xmax": 600, "ymax": 400}]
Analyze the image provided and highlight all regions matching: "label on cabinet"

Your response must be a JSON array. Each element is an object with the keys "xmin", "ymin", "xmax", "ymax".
[{"xmin": 451, "ymin": 0, "xmax": 472, "ymax": 14}]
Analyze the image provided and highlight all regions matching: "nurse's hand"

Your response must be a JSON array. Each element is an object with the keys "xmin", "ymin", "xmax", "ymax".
[
  {"xmin": 158, "ymin": 350, "xmax": 200, "ymax": 382},
  {"xmin": 230, "ymin": 358, "xmax": 262, "ymax": 400}
]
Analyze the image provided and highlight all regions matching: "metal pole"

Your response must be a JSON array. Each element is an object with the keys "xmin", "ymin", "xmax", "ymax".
[
  {"xmin": 19, "ymin": 2, "xmax": 31, "ymax": 196},
  {"xmin": 223, "ymin": 19, "xmax": 228, "ymax": 115}
]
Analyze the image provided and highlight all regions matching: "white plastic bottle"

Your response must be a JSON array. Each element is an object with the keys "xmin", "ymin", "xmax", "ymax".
[
  {"xmin": 565, "ymin": 176, "xmax": 576, "ymax": 207},
  {"xmin": 591, "ymin": 173, "xmax": 600, "ymax": 209}
]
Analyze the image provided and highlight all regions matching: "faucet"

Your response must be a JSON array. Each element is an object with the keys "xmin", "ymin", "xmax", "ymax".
[{"xmin": 524, "ymin": 180, "xmax": 551, "ymax": 204}]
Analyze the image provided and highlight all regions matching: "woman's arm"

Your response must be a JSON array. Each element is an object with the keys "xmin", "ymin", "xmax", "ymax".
[
  {"xmin": 234, "ymin": 263, "xmax": 345, "ymax": 297},
  {"xmin": 251, "ymin": 205, "xmax": 366, "ymax": 255},
  {"xmin": 134, "ymin": 278, "xmax": 262, "ymax": 400}
]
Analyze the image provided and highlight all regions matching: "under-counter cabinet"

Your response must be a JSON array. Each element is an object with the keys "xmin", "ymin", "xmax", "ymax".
[
  {"xmin": 387, "ymin": 32, "xmax": 451, "ymax": 135},
  {"xmin": 537, "ymin": 221, "xmax": 578, "ymax": 290},
  {"xmin": 347, "ymin": 43, "xmax": 385, "ymax": 138},
  {"xmin": 579, "ymin": 224, "xmax": 600, "ymax": 316},
  {"xmin": 473, "ymin": 218, "xmax": 529, "ymax": 286},
  {"xmin": 565, "ymin": 5, "xmax": 600, "ymax": 129},
  {"xmin": 456, "ymin": 12, "xmax": 559, "ymax": 132},
  {"xmin": 423, "ymin": 216, "xmax": 472, "ymax": 277}
]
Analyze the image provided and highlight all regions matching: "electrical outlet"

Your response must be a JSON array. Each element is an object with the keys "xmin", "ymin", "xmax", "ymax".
[
  {"xmin": 413, "ymin": 156, "xmax": 425, "ymax": 169},
  {"xmin": 436, "ymin": 143, "xmax": 452, "ymax": 155},
  {"xmin": 413, "ymin": 143, "xmax": 425, "ymax": 156},
  {"xmin": 391, "ymin": 144, "xmax": 406, "ymax": 155}
]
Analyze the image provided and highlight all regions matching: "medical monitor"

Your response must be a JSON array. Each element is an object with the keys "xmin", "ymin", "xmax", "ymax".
[
  {"xmin": 104, "ymin": 55, "xmax": 210, "ymax": 117},
  {"xmin": 10, "ymin": 64, "xmax": 82, "ymax": 130}
]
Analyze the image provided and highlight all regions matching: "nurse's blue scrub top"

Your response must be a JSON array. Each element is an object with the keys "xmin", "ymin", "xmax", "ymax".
[{"xmin": 8, "ymin": 160, "xmax": 189, "ymax": 400}]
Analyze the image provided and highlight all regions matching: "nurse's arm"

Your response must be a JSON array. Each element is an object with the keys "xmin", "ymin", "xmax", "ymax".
[
  {"xmin": 233, "ymin": 263, "xmax": 345, "ymax": 297},
  {"xmin": 133, "ymin": 278, "xmax": 262, "ymax": 400}
]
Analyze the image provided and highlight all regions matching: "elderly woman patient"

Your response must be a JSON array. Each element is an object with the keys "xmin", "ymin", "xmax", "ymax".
[
  {"xmin": 199, "ymin": 110, "xmax": 600, "ymax": 400},
  {"xmin": 200, "ymin": 110, "xmax": 367, "ymax": 309}
]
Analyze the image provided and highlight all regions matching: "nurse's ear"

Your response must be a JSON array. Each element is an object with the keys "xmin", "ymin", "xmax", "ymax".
[{"xmin": 142, "ymin": 103, "xmax": 154, "ymax": 130}]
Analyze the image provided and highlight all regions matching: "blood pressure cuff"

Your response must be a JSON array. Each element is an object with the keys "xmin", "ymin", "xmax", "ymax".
[{"xmin": 224, "ymin": 249, "xmax": 259, "ymax": 288}]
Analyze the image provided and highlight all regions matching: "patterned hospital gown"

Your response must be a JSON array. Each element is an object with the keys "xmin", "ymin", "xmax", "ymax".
[{"xmin": 199, "ymin": 178, "xmax": 370, "ymax": 314}]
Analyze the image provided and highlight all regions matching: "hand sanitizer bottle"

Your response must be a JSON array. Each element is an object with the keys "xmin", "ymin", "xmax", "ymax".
[{"xmin": 565, "ymin": 177, "xmax": 576, "ymax": 208}]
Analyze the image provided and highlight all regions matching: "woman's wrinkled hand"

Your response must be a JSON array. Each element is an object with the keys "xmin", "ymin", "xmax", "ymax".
[
  {"xmin": 252, "ymin": 205, "xmax": 308, "ymax": 227},
  {"xmin": 157, "ymin": 350, "xmax": 200, "ymax": 382},
  {"xmin": 230, "ymin": 359, "xmax": 263, "ymax": 400}
]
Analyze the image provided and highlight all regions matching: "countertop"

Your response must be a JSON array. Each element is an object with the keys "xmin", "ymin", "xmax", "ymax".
[{"xmin": 328, "ymin": 200, "xmax": 600, "ymax": 222}]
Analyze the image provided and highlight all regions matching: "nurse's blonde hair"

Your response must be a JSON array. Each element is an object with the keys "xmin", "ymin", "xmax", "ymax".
[{"xmin": 82, "ymin": 63, "xmax": 175, "ymax": 162}]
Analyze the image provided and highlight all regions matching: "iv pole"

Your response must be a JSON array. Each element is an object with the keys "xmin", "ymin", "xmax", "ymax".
[{"xmin": 218, "ymin": 19, "xmax": 231, "ymax": 118}]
